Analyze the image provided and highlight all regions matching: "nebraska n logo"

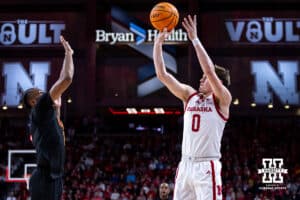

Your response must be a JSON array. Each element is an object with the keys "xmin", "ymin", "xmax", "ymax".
[
  {"xmin": 251, "ymin": 60, "xmax": 299, "ymax": 105},
  {"xmin": 2, "ymin": 62, "xmax": 50, "ymax": 106},
  {"xmin": 258, "ymin": 158, "xmax": 288, "ymax": 183}
]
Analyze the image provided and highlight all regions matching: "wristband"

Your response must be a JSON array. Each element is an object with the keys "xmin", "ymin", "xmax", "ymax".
[{"xmin": 192, "ymin": 38, "xmax": 200, "ymax": 47}]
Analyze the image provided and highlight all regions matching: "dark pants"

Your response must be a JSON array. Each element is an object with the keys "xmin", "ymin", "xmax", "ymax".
[{"xmin": 29, "ymin": 168, "xmax": 63, "ymax": 200}]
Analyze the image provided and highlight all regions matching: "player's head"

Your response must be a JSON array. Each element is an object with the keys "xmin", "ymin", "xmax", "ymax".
[
  {"xmin": 22, "ymin": 88, "xmax": 44, "ymax": 109},
  {"xmin": 215, "ymin": 64, "xmax": 230, "ymax": 87},
  {"xmin": 159, "ymin": 182, "xmax": 170, "ymax": 200},
  {"xmin": 199, "ymin": 65, "xmax": 230, "ymax": 93}
]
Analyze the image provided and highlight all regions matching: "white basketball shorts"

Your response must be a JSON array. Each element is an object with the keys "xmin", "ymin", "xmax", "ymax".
[{"xmin": 173, "ymin": 158, "xmax": 222, "ymax": 200}]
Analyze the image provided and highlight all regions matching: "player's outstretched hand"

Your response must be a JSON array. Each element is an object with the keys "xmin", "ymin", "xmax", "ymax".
[
  {"xmin": 60, "ymin": 36, "xmax": 73, "ymax": 55},
  {"xmin": 154, "ymin": 28, "xmax": 171, "ymax": 44},
  {"xmin": 182, "ymin": 15, "xmax": 198, "ymax": 41}
]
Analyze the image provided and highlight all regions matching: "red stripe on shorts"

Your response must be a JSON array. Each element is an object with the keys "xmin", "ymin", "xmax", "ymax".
[{"xmin": 210, "ymin": 161, "xmax": 216, "ymax": 200}]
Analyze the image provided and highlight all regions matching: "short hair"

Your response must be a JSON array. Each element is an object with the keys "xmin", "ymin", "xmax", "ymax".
[
  {"xmin": 21, "ymin": 88, "xmax": 39, "ymax": 109},
  {"xmin": 215, "ymin": 64, "xmax": 231, "ymax": 87},
  {"xmin": 160, "ymin": 183, "xmax": 169, "ymax": 188}
]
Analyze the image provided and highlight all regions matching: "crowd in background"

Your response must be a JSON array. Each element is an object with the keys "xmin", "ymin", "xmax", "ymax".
[{"xmin": 0, "ymin": 115, "xmax": 299, "ymax": 200}]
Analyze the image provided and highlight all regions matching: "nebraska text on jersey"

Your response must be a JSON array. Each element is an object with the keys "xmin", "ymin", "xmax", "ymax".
[{"xmin": 186, "ymin": 106, "xmax": 213, "ymax": 112}]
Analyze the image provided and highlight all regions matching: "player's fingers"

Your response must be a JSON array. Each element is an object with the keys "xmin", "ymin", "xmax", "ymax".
[
  {"xmin": 183, "ymin": 17, "xmax": 189, "ymax": 26},
  {"xmin": 182, "ymin": 21, "xmax": 188, "ymax": 30},
  {"xmin": 61, "ymin": 37, "xmax": 72, "ymax": 52},
  {"xmin": 66, "ymin": 44, "xmax": 73, "ymax": 52},
  {"xmin": 60, "ymin": 36, "xmax": 70, "ymax": 50},
  {"xmin": 161, "ymin": 30, "xmax": 169, "ymax": 39},
  {"xmin": 187, "ymin": 17, "xmax": 194, "ymax": 29},
  {"xmin": 60, "ymin": 35, "xmax": 65, "ymax": 43},
  {"xmin": 62, "ymin": 43, "xmax": 68, "ymax": 51},
  {"xmin": 158, "ymin": 30, "xmax": 164, "ymax": 37},
  {"xmin": 65, "ymin": 41, "xmax": 71, "ymax": 49},
  {"xmin": 63, "ymin": 44, "xmax": 73, "ymax": 55},
  {"xmin": 164, "ymin": 31, "xmax": 171, "ymax": 39},
  {"xmin": 183, "ymin": 18, "xmax": 192, "ymax": 30},
  {"xmin": 157, "ymin": 31, "xmax": 166, "ymax": 41},
  {"xmin": 194, "ymin": 15, "xmax": 197, "ymax": 26},
  {"xmin": 61, "ymin": 38, "xmax": 68, "ymax": 49},
  {"xmin": 188, "ymin": 15, "xmax": 194, "ymax": 25}
]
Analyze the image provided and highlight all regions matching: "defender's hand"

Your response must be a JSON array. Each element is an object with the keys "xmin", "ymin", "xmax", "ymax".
[{"xmin": 60, "ymin": 36, "xmax": 74, "ymax": 55}]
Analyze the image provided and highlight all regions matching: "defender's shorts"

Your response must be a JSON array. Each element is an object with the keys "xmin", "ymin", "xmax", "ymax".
[{"xmin": 29, "ymin": 167, "xmax": 63, "ymax": 200}]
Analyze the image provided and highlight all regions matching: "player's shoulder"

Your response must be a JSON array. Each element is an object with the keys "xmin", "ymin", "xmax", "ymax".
[
  {"xmin": 183, "ymin": 86, "xmax": 198, "ymax": 103},
  {"xmin": 215, "ymin": 86, "xmax": 232, "ymax": 107}
]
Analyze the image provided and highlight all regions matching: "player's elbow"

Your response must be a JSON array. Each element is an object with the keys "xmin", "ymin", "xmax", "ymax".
[
  {"xmin": 156, "ymin": 72, "xmax": 167, "ymax": 82},
  {"xmin": 63, "ymin": 76, "xmax": 73, "ymax": 84}
]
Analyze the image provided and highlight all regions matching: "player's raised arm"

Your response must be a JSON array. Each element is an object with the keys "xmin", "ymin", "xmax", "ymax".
[
  {"xmin": 153, "ymin": 29, "xmax": 195, "ymax": 102},
  {"xmin": 182, "ymin": 15, "xmax": 232, "ymax": 107},
  {"xmin": 53, "ymin": 97, "xmax": 62, "ymax": 119},
  {"xmin": 49, "ymin": 36, "xmax": 74, "ymax": 101}
]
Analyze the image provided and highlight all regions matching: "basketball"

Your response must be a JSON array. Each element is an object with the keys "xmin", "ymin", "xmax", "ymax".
[{"xmin": 150, "ymin": 2, "xmax": 179, "ymax": 32}]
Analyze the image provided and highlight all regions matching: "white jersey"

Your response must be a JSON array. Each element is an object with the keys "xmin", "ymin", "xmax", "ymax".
[{"xmin": 182, "ymin": 92, "xmax": 228, "ymax": 159}]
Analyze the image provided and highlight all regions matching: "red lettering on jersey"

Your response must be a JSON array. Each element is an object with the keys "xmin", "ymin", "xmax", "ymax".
[{"xmin": 187, "ymin": 106, "xmax": 212, "ymax": 112}]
